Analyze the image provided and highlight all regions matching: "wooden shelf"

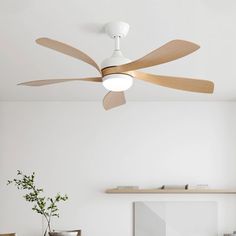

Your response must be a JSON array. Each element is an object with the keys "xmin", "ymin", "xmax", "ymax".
[{"xmin": 106, "ymin": 188, "xmax": 236, "ymax": 194}]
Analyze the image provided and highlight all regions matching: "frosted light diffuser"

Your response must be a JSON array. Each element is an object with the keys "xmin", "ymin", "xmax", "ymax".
[{"xmin": 102, "ymin": 74, "xmax": 133, "ymax": 91}]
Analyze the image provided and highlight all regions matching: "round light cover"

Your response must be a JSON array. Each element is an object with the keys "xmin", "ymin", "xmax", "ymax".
[{"xmin": 102, "ymin": 74, "xmax": 133, "ymax": 92}]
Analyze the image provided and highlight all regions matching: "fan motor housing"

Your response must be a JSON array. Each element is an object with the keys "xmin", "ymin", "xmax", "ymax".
[{"xmin": 101, "ymin": 50, "xmax": 131, "ymax": 69}]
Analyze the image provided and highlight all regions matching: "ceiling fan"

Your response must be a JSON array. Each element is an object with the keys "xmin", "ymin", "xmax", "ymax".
[{"xmin": 19, "ymin": 21, "xmax": 214, "ymax": 110}]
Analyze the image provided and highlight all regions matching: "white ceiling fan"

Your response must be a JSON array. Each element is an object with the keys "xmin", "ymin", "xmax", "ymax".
[{"xmin": 19, "ymin": 21, "xmax": 214, "ymax": 110}]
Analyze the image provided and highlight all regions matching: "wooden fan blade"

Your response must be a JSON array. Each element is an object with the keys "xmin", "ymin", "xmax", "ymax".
[
  {"xmin": 103, "ymin": 92, "xmax": 126, "ymax": 110},
  {"xmin": 102, "ymin": 40, "xmax": 200, "ymax": 74},
  {"xmin": 134, "ymin": 71, "xmax": 214, "ymax": 93},
  {"xmin": 36, "ymin": 38, "xmax": 101, "ymax": 74},
  {"xmin": 18, "ymin": 77, "xmax": 102, "ymax": 86}
]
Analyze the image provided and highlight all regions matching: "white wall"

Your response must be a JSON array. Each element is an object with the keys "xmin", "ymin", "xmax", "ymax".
[{"xmin": 0, "ymin": 102, "xmax": 236, "ymax": 236}]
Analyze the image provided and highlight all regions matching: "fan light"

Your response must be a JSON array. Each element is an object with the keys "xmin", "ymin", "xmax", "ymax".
[{"xmin": 102, "ymin": 74, "xmax": 133, "ymax": 92}]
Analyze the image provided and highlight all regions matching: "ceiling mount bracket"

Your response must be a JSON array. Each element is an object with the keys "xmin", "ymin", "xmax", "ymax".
[{"xmin": 105, "ymin": 21, "xmax": 130, "ymax": 39}]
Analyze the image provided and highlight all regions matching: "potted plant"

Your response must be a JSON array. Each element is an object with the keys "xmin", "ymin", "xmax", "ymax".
[{"xmin": 7, "ymin": 170, "xmax": 80, "ymax": 236}]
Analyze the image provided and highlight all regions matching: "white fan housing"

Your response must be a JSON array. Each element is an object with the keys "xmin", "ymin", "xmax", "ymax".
[{"xmin": 101, "ymin": 21, "xmax": 133, "ymax": 91}]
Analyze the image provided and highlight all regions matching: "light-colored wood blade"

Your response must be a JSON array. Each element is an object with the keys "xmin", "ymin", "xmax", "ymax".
[
  {"xmin": 102, "ymin": 40, "xmax": 200, "ymax": 74},
  {"xmin": 0, "ymin": 234, "xmax": 16, "ymax": 236},
  {"xmin": 36, "ymin": 38, "xmax": 101, "ymax": 74},
  {"xmin": 133, "ymin": 71, "xmax": 214, "ymax": 93},
  {"xmin": 18, "ymin": 77, "xmax": 102, "ymax": 86},
  {"xmin": 103, "ymin": 92, "xmax": 126, "ymax": 110}
]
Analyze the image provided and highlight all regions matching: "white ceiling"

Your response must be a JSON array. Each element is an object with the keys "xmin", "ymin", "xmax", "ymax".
[{"xmin": 0, "ymin": 0, "xmax": 236, "ymax": 101}]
